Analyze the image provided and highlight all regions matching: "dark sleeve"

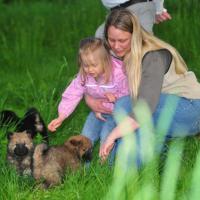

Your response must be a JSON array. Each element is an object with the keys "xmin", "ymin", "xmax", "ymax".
[{"xmin": 136, "ymin": 49, "xmax": 172, "ymax": 114}]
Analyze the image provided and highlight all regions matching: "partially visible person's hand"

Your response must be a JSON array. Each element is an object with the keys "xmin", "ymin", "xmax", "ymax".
[
  {"xmin": 155, "ymin": 10, "xmax": 172, "ymax": 24},
  {"xmin": 104, "ymin": 92, "xmax": 117, "ymax": 103},
  {"xmin": 85, "ymin": 95, "xmax": 112, "ymax": 114},
  {"xmin": 48, "ymin": 117, "xmax": 63, "ymax": 132},
  {"xmin": 99, "ymin": 137, "xmax": 115, "ymax": 161},
  {"xmin": 95, "ymin": 112, "xmax": 106, "ymax": 121}
]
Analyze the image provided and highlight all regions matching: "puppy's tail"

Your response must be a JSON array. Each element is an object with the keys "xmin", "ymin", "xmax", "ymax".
[{"xmin": 33, "ymin": 143, "xmax": 48, "ymax": 180}]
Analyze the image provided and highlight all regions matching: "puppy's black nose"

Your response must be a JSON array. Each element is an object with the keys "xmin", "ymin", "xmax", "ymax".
[
  {"xmin": 82, "ymin": 148, "xmax": 92, "ymax": 162},
  {"xmin": 14, "ymin": 144, "xmax": 28, "ymax": 156}
]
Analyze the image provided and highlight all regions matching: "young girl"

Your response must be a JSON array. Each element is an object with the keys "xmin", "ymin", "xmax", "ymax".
[{"xmin": 48, "ymin": 37, "xmax": 129, "ymax": 145}]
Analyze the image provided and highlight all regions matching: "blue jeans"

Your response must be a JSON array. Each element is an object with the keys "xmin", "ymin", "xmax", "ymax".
[
  {"xmin": 112, "ymin": 94, "xmax": 200, "ymax": 167},
  {"xmin": 81, "ymin": 112, "xmax": 116, "ymax": 145}
]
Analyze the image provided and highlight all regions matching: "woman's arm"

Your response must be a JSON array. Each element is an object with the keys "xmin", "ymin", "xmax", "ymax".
[
  {"xmin": 138, "ymin": 49, "xmax": 172, "ymax": 113},
  {"xmin": 99, "ymin": 49, "xmax": 172, "ymax": 160},
  {"xmin": 99, "ymin": 116, "xmax": 139, "ymax": 160}
]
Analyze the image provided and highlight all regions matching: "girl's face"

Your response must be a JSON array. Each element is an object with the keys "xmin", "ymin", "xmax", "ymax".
[
  {"xmin": 82, "ymin": 49, "xmax": 104, "ymax": 79},
  {"xmin": 107, "ymin": 25, "xmax": 132, "ymax": 58}
]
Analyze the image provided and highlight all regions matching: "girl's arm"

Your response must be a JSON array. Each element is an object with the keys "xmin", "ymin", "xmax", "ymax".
[
  {"xmin": 58, "ymin": 74, "xmax": 86, "ymax": 118},
  {"xmin": 48, "ymin": 115, "xmax": 65, "ymax": 132},
  {"xmin": 48, "ymin": 74, "xmax": 85, "ymax": 132}
]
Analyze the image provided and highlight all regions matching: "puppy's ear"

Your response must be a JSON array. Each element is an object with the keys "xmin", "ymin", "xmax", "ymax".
[
  {"xmin": 67, "ymin": 135, "xmax": 84, "ymax": 148},
  {"xmin": 25, "ymin": 129, "xmax": 34, "ymax": 138},
  {"xmin": 69, "ymin": 139, "xmax": 82, "ymax": 147},
  {"xmin": 7, "ymin": 131, "xmax": 14, "ymax": 140}
]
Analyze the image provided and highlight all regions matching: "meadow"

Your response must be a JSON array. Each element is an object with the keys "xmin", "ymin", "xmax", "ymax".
[{"xmin": 0, "ymin": 0, "xmax": 200, "ymax": 199}]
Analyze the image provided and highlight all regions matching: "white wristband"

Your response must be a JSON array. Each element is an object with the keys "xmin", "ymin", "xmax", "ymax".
[{"xmin": 156, "ymin": 8, "xmax": 167, "ymax": 15}]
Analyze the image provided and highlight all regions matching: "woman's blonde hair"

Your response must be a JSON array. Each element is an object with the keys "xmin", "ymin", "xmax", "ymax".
[
  {"xmin": 104, "ymin": 9, "xmax": 187, "ymax": 98},
  {"xmin": 78, "ymin": 37, "xmax": 112, "ymax": 84}
]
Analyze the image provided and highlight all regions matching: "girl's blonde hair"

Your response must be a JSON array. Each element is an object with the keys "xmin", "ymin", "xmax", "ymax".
[
  {"xmin": 78, "ymin": 37, "xmax": 112, "ymax": 84},
  {"xmin": 104, "ymin": 9, "xmax": 187, "ymax": 98}
]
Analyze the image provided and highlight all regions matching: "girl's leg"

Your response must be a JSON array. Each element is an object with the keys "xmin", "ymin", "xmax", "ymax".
[
  {"xmin": 99, "ymin": 114, "xmax": 117, "ymax": 165},
  {"xmin": 100, "ymin": 114, "xmax": 116, "ymax": 144},
  {"xmin": 81, "ymin": 112, "xmax": 103, "ymax": 145}
]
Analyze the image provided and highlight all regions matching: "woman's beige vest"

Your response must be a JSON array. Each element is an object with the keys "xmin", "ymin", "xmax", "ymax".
[{"xmin": 162, "ymin": 59, "xmax": 200, "ymax": 99}]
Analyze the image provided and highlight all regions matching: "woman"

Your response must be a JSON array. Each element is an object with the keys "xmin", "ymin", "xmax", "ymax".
[{"xmin": 86, "ymin": 8, "xmax": 200, "ymax": 164}]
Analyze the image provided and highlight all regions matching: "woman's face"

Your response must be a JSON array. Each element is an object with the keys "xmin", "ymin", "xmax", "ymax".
[{"xmin": 107, "ymin": 25, "xmax": 132, "ymax": 58}]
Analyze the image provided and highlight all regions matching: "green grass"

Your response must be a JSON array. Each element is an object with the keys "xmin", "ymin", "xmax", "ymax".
[{"xmin": 1, "ymin": 0, "xmax": 200, "ymax": 199}]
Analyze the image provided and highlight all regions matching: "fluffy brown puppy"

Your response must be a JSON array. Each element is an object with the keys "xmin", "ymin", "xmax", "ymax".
[
  {"xmin": 33, "ymin": 135, "xmax": 92, "ymax": 188},
  {"xmin": 7, "ymin": 131, "xmax": 34, "ymax": 176}
]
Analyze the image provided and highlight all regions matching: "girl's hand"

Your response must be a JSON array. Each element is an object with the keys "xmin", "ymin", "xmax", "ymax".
[
  {"xmin": 48, "ymin": 117, "xmax": 63, "ymax": 132},
  {"xmin": 99, "ymin": 137, "xmax": 115, "ymax": 161},
  {"xmin": 85, "ymin": 95, "xmax": 112, "ymax": 114},
  {"xmin": 104, "ymin": 93, "xmax": 117, "ymax": 103},
  {"xmin": 95, "ymin": 112, "xmax": 106, "ymax": 121}
]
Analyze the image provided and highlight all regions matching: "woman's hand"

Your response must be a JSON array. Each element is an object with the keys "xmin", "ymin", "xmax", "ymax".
[
  {"xmin": 104, "ymin": 92, "xmax": 117, "ymax": 103},
  {"xmin": 99, "ymin": 116, "xmax": 139, "ymax": 161},
  {"xmin": 99, "ymin": 136, "xmax": 115, "ymax": 161},
  {"xmin": 85, "ymin": 95, "xmax": 112, "ymax": 114},
  {"xmin": 48, "ymin": 117, "xmax": 63, "ymax": 132}
]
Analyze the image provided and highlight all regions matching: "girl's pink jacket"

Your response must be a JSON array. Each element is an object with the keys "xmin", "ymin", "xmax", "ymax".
[{"xmin": 58, "ymin": 57, "xmax": 129, "ymax": 118}]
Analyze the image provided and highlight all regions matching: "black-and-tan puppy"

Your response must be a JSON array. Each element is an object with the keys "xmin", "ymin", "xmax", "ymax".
[
  {"xmin": 3, "ymin": 107, "xmax": 49, "ymax": 176},
  {"xmin": 7, "ymin": 131, "xmax": 34, "ymax": 176},
  {"xmin": 0, "ymin": 107, "xmax": 48, "ymax": 143},
  {"xmin": 33, "ymin": 135, "xmax": 92, "ymax": 188}
]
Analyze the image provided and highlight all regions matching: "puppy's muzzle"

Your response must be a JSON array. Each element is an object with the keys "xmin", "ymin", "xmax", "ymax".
[
  {"xmin": 82, "ymin": 148, "xmax": 92, "ymax": 162},
  {"xmin": 14, "ymin": 144, "xmax": 29, "ymax": 156}
]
